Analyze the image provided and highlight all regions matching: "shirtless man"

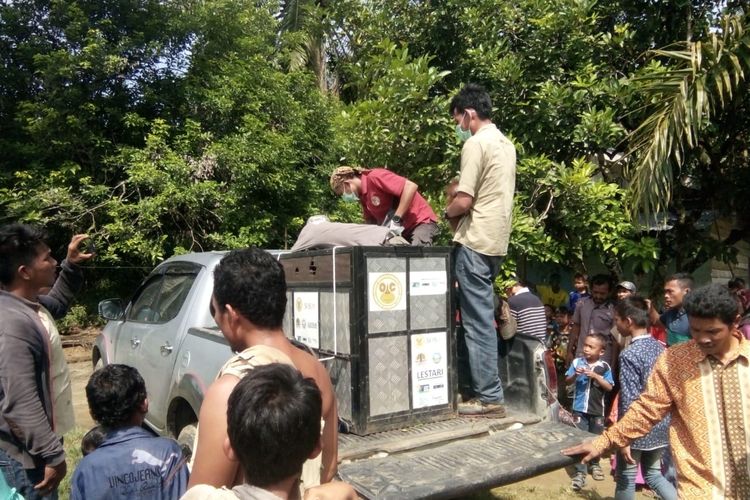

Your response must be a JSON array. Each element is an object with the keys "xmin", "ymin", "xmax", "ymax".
[{"xmin": 188, "ymin": 248, "xmax": 337, "ymax": 490}]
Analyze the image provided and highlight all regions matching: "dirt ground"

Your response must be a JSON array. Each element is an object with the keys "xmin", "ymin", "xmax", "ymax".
[{"xmin": 63, "ymin": 340, "xmax": 648, "ymax": 500}]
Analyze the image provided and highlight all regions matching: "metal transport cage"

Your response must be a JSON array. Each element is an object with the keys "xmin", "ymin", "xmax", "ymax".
[{"xmin": 279, "ymin": 246, "xmax": 456, "ymax": 435}]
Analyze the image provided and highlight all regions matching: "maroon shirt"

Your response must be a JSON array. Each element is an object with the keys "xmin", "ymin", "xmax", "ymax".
[{"xmin": 359, "ymin": 169, "xmax": 437, "ymax": 232}]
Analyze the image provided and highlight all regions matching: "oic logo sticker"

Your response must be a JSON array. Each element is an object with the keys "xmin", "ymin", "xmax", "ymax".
[{"xmin": 373, "ymin": 273, "xmax": 403, "ymax": 310}]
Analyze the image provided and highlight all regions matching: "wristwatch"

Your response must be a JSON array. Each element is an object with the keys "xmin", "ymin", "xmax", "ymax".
[{"xmin": 392, "ymin": 215, "xmax": 402, "ymax": 223}]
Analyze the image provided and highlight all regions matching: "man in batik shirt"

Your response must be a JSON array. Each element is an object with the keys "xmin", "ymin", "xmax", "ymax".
[{"xmin": 563, "ymin": 283, "xmax": 750, "ymax": 499}]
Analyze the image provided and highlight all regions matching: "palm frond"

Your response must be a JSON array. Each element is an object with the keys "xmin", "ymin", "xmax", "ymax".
[{"xmin": 626, "ymin": 15, "xmax": 750, "ymax": 216}]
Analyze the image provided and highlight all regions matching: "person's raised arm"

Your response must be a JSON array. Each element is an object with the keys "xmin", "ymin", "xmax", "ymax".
[
  {"xmin": 41, "ymin": 234, "xmax": 93, "ymax": 319},
  {"xmin": 188, "ymin": 375, "xmax": 241, "ymax": 488},
  {"xmin": 647, "ymin": 299, "xmax": 664, "ymax": 328}
]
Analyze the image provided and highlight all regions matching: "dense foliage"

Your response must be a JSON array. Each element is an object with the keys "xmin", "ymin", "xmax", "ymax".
[{"xmin": 2, "ymin": 0, "xmax": 749, "ymax": 310}]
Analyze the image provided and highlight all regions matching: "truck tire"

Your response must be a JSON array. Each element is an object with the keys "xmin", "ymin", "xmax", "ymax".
[{"xmin": 177, "ymin": 423, "xmax": 198, "ymax": 461}]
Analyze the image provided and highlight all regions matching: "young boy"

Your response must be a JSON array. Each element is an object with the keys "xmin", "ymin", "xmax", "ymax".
[
  {"xmin": 183, "ymin": 363, "xmax": 355, "ymax": 500},
  {"xmin": 71, "ymin": 365, "xmax": 189, "ymax": 499},
  {"xmin": 612, "ymin": 297, "xmax": 676, "ymax": 500},
  {"xmin": 568, "ymin": 272, "xmax": 590, "ymax": 312},
  {"xmin": 565, "ymin": 332, "xmax": 614, "ymax": 491}
]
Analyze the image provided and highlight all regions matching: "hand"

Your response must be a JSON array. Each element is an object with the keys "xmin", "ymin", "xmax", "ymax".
[
  {"xmin": 66, "ymin": 234, "xmax": 94, "ymax": 265},
  {"xmin": 620, "ymin": 445, "xmax": 635, "ymax": 465},
  {"xmin": 34, "ymin": 461, "xmax": 66, "ymax": 496},
  {"xmin": 386, "ymin": 219, "xmax": 404, "ymax": 237},
  {"xmin": 561, "ymin": 440, "xmax": 601, "ymax": 464}
]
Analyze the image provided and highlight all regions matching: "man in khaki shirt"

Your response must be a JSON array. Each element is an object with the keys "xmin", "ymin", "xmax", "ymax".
[{"xmin": 445, "ymin": 83, "xmax": 516, "ymax": 416}]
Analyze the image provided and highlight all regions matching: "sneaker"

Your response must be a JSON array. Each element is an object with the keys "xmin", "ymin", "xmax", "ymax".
[
  {"xmin": 589, "ymin": 463, "xmax": 605, "ymax": 481},
  {"xmin": 457, "ymin": 398, "xmax": 506, "ymax": 417},
  {"xmin": 570, "ymin": 471, "xmax": 587, "ymax": 491}
]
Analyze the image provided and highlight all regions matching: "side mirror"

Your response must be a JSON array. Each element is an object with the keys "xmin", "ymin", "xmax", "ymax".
[{"xmin": 99, "ymin": 299, "xmax": 125, "ymax": 321}]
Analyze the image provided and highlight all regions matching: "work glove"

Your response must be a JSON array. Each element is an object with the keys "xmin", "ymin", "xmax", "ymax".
[{"xmin": 386, "ymin": 218, "xmax": 404, "ymax": 237}]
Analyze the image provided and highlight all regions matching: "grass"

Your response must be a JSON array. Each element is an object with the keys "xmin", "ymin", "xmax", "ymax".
[{"xmin": 59, "ymin": 427, "xmax": 88, "ymax": 500}]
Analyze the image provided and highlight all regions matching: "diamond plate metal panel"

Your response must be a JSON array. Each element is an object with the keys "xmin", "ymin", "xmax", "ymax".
[
  {"xmin": 410, "ymin": 257, "xmax": 446, "ymax": 273},
  {"xmin": 368, "ymin": 336, "xmax": 409, "ymax": 416},
  {"xmin": 282, "ymin": 291, "xmax": 293, "ymax": 339},
  {"xmin": 367, "ymin": 258, "xmax": 407, "ymax": 333},
  {"xmin": 327, "ymin": 358, "xmax": 353, "ymax": 423},
  {"xmin": 319, "ymin": 292, "xmax": 351, "ymax": 354},
  {"xmin": 410, "ymin": 294, "xmax": 447, "ymax": 330}
]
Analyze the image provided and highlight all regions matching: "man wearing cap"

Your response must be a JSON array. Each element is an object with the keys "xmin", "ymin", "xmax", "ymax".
[
  {"xmin": 329, "ymin": 166, "xmax": 439, "ymax": 245},
  {"xmin": 616, "ymin": 281, "xmax": 637, "ymax": 301}
]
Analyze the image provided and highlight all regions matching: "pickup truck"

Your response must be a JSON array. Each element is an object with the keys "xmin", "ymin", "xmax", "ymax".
[{"xmin": 94, "ymin": 250, "xmax": 591, "ymax": 499}]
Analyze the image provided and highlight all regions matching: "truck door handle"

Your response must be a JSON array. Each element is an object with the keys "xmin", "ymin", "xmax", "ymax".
[
  {"xmin": 131, "ymin": 338, "xmax": 141, "ymax": 348},
  {"xmin": 160, "ymin": 343, "xmax": 173, "ymax": 355}
]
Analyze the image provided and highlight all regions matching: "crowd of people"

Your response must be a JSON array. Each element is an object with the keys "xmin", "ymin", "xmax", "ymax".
[{"xmin": 508, "ymin": 269, "xmax": 750, "ymax": 498}]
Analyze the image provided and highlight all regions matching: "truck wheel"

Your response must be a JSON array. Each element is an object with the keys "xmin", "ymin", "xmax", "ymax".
[
  {"xmin": 94, "ymin": 357, "xmax": 103, "ymax": 371},
  {"xmin": 177, "ymin": 423, "xmax": 198, "ymax": 461}
]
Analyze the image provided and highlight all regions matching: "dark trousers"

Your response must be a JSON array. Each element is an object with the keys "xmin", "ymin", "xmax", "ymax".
[
  {"xmin": 573, "ymin": 411, "xmax": 604, "ymax": 474},
  {"xmin": 0, "ymin": 447, "xmax": 57, "ymax": 500}
]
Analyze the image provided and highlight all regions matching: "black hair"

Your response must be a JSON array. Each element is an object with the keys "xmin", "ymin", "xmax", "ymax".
[
  {"xmin": 213, "ymin": 248, "xmax": 287, "ymax": 329},
  {"xmin": 683, "ymin": 283, "xmax": 740, "ymax": 326},
  {"xmin": 449, "ymin": 83, "xmax": 492, "ymax": 120},
  {"xmin": 590, "ymin": 274, "xmax": 612, "ymax": 289},
  {"xmin": 573, "ymin": 272, "xmax": 588, "ymax": 281},
  {"xmin": 615, "ymin": 296, "xmax": 649, "ymax": 328},
  {"xmin": 728, "ymin": 277, "xmax": 746, "ymax": 290},
  {"xmin": 586, "ymin": 332, "xmax": 608, "ymax": 349},
  {"xmin": 86, "ymin": 364, "xmax": 147, "ymax": 429},
  {"xmin": 556, "ymin": 306, "xmax": 571, "ymax": 316},
  {"xmin": 227, "ymin": 363, "xmax": 322, "ymax": 487},
  {"xmin": 81, "ymin": 425, "xmax": 106, "ymax": 456},
  {"xmin": 666, "ymin": 272, "xmax": 694, "ymax": 290},
  {"xmin": 0, "ymin": 223, "xmax": 48, "ymax": 286}
]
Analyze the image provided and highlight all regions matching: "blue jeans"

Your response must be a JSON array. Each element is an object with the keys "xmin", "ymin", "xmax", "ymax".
[
  {"xmin": 615, "ymin": 448, "xmax": 677, "ymax": 500},
  {"xmin": 573, "ymin": 412, "xmax": 603, "ymax": 474},
  {"xmin": 453, "ymin": 245, "xmax": 504, "ymax": 403},
  {"xmin": 0, "ymin": 448, "xmax": 57, "ymax": 500}
]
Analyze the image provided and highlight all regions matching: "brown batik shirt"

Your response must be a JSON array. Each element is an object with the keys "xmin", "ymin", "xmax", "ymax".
[{"xmin": 591, "ymin": 332, "xmax": 750, "ymax": 499}]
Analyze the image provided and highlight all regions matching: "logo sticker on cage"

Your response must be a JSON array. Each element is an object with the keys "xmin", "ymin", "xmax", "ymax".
[{"xmin": 369, "ymin": 272, "xmax": 406, "ymax": 311}]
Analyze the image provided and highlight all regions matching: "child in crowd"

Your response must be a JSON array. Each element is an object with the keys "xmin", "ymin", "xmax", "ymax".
[
  {"xmin": 182, "ymin": 363, "xmax": 355, "ymax": 500},
  {"xmin": 568, "ymin": 272, "xmax": 590, "ymax": 312},
  {"xmin": 565, "ymin": 332, "xmax": 614, "ymax": 491},
  {"xmin": 80, "ymin": 425, "xmax": 106, "ymax": 456},
  {"xmin": 612, "ymin": 297, "xmax": 676, "ymax": 500},
  {"xmin": 71, "ymin": 365, "xmax": 189, "ymax": 499}
]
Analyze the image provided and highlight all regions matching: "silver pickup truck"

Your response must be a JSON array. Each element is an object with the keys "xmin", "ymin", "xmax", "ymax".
[{"xmin": 94, "ymin": 250, "xmax": 590, "ymax": 499}]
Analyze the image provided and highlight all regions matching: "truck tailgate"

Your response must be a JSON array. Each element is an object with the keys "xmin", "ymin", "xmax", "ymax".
[{"xmin": 338, "ymin": 420, "xmax": 592, "ymax": 499}]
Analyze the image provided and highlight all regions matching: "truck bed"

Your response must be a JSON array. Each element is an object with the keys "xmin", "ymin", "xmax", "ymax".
[{"xmin": 337, "ymin": 415, "xmax": 590, "ymax": 499}]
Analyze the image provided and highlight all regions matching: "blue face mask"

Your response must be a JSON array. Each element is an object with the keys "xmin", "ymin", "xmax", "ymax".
[{"xmin": 342, "ymin": 191, "xmax": 358, "ymax": 203}]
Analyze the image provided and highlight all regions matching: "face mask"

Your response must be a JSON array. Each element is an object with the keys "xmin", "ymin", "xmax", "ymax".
[
  {"xmin": 455, "ymin": 111, "xmax": 472, "ymax": 142},
  {"xmin": 342, "ymin": 191, "xmax": 358, "ymax": 203},
  {"xmin": 455, "ymin": 124, "xmax": 472, "ymax": 142}
]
